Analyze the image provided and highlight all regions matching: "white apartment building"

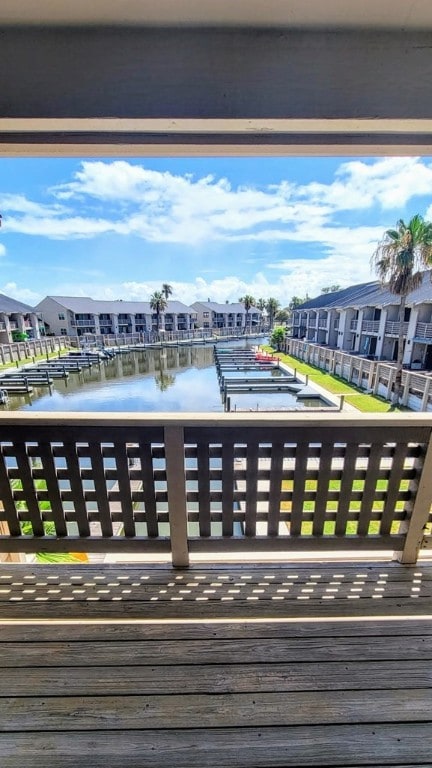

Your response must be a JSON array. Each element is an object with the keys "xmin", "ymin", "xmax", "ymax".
[
  {"xmin": 191, "ymin": 301, "xmax": 262, "ymax": 331},
  {"xmin": 0, "ymin": 293, "xmax": 41, "ymax": 343},
  {"xmin": 35, "ymin": 296, "xmax": 198, "ymax": 337},
  {"xmin": 289, "ymin": 272, "xmax": 432, "ymax": 369}
]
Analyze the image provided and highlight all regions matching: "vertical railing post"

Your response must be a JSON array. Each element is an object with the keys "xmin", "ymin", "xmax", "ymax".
[
  {"xmin": 398, "ymin": 428, "xmax": 432, "ymax": 564},
  {"xmin": 164, "ymin": 425, "xmax": 189, "ymax": 567},
  {"xmin": 421, "ymin": 377, "xmax": 431, "ymax": 412},
  {"xmin": 402, "ymin": 372, "xmax": 412, "ymax": 407}
]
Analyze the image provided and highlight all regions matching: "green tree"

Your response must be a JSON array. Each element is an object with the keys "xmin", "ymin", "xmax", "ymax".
[
  {"xmin": 150, "ymin": 291, "xmax": 168, "ymax": 331},
  {"xmin": 288, "ymin": 295, "xmax": 309, "ymax": 310},
  {"xmin": 275, "ymin": 308, "xmax": 289, "ymax": 324},
  {"xmin": 256, "ymin": 298, "xmax": 267, "ymax": 311},
  {"xmin": 321, "ymin": 284, "xmax": 341, "ymax": 294},
  {"xmin": 162, "ymin": 283, "xmax": 173, "ymax": 300},
  {"xmin": 239, "ymin": 294, "xmax": 255, "ymax": 332},
  {"xmin": 372, "ymin": 214, "xmax": 432, "ymax": 405},
  {"xmin": 266, "ymin": 297, "xmax": 280, "ymax": 328},
  {"xmin": 270, "ymin": 326, "xmax": 285, "ymax": 351}
]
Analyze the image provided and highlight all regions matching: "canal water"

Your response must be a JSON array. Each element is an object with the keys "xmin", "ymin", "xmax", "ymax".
[{"xmin": 6, "ymin": 343, "xmax": 330, "ymax": 412}]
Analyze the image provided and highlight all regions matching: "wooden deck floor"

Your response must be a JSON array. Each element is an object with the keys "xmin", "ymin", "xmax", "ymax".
[{"xmin": 1, "ymin": 561, "xmax": 432, "ymax": 767}]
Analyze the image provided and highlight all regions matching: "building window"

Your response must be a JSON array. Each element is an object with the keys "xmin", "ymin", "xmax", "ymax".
[
  {"xmin": 58, "ymin": 313, "xmax": 65, "ymax": 320},
  {"xmin": 203, "ymin": 312, "xmax": 209, "ymax": 318},
  {"xmin": 60, "ymin": 328, "xmax": 67, "ymax": 335}
]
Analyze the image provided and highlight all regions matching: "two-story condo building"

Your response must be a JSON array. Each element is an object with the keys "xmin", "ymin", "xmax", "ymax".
[
  {"xmin": 35, "ymin": 297, "xmax": 198, "ymax": 337},
  {"xmin": 0, "ymin": 293, "xmax": 41, "ymax": 343},
  {"xmin": 191, "ymin": 301, "xmax": 262, "ymax": 331},
  {"xmin": 289, "ymin": 272, "xmax": 432, "ymax": 369}
]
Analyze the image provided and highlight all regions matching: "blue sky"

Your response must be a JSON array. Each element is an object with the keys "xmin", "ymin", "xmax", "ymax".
[{"xmin": 1, "ymin": 155, "xmax": 432, "ymax": 308}]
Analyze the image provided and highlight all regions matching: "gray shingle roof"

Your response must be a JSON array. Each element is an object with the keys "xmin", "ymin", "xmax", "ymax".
[
  {"xmin": 296, "ymin": 271, "xmax": 432, "ymax": 311},
  {"xmin": 39, "ymin": 296, "xmax": 195, "ymax": 314},
  {"xmin": 192, "ymin": 301, "xmax": 259, "ymax": 314},
  {"xmin": 0, "ymin": 293, "xmax": 34, "ymax": 314}
]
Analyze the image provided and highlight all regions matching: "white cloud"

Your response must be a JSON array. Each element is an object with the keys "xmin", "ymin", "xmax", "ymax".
[
  {"xmin": 4, "ymin": 156, "xmax": 432, "ymax": 247},
  {"xmin": 299, "ymin": 157, "xmax": 432, "ymax": 211},
  {"xmin": 0, "ymin": 243, "xmax": 6, "ymax": 257},
  {"xmin": 0, "ymin": 281, "xmax": 40, "ymax": 305}
]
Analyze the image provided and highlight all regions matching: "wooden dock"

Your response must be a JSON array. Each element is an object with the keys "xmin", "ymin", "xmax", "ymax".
[{"xmin": 1, "ymin": 561, "xmax": 432, "ymax": 767}]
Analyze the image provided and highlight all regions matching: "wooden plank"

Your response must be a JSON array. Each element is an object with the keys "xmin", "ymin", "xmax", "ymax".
[
  {"xmin": 1, "ymin": 659, "xmax": 430, "ymax": 697},
  {"xmin": 112, "ymin": 440, "xmax": 135, "ymax": 537},
  {"xmin": 0, "ymin": 448, "xmax": 21, "ymax": 536},
  {"xmin": 290, "ymin": 442, "xmax": 309, "ymax": 536},
  {"xmin": 1, "ymin": 634, "xmax": 431, "ymax": 667},
  {"xmin": 1, "ymin": 561, "xmax": 429, "ymax": 575},
  {"xmin": 357, "ymin": 442, "xmax": 383, "ymax": 536},
  {"xmin": 13, "ymin": 442, "xmax": 45, "ymax": 537},
  {"xmin": 400, "ymin": 432, "xmax": 432, "ymax": 564},
  {"xmin": 62, "ymin": 443, "xmax": 90, "ymax": 537},
  {"xmin": 244, "ymin": 440, "xmax": 259, "ymax": 536},
  {"xmin": 196, "ymin": 441, "xmax": 211, "ymax": 537},
  {"xmin": 0, "ymin": 577, "xmax": 429, "ymax": 603},
  {"xmin": 2, "ymin": 619, "xmax": 432, "ymax": 643},
  {"xmin": 2, "ymin": 724, "xmax": 432, "ymax": 767},
  {"xmin": 87, "ymin": 442, "xmax": 113, "ymax": 537},
  {"xmin": 380, "ymin": 442, "xmax": 409, "ymax": 536},
  {"xmin": 221, "ymin": 441, "xmax": 234, "ymax": 536},
  {"xmin": 0, "ymin": 594, "xmax": 431, "ymax": 621},
  {"xmin": 136, "ymin": 442, "xmax": 158, "ymax": 537},
  {"xmin": 2, "ymin": 689, "xmax": 432, "ymax": 731},
  {"xmin": 335, "ymin": 443, "xmax": 359, "ymax": 536},
  {"xmin": 164, "ymin": 425, "xmax": 189, "ymax": 567},
  {"xmin": 267, "ymin": 441, "xmax": 284, "ymax": 536},
  {"xmin": 313, "ymin": 442, "xmax": 333, "ymax": 536},
  {"xmin": 37, "ymin": 442, "xmax": 67, "ymax": 537}
]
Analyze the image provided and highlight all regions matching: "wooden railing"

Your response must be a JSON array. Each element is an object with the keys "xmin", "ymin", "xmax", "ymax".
[
  {"xmin": 286, "ymin": 339, "xmax": 432, "ymax": 412},
  {"xmin": 0, "ymin": 413, "xmax": 431, "ymax": 565},
  {"xmin": 0, "ymin": 337, "xmax": 74, "ymax": 366}
]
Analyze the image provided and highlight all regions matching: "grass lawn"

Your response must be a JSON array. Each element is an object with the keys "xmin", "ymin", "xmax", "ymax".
[
  {"xmin": 0, "ymin": 347, "xmax": 69, "ymax": 372},
  {"xmin": 280, "ymin": 477, "xmax": 406, "ymax": 535},
  {"xmin": 263, "ymin": 346, "xmax": 405, "ymax": 413}
]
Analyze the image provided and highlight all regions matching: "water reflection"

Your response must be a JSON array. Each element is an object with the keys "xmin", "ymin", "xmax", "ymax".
[
  {"xmin": 11, "ymin": 345, "xmax": 224, "ymax": 413},
  {"xmin": 0, "ymin": 342, "xmax": 331, "ymax": 413}
]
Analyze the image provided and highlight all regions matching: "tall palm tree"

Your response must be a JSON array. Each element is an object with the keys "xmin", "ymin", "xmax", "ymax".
[
  {"xmin": 162, "ymin": 283, "xmax": 173, "ymax": 301},
  {"xmin": 266, "ymin": 297, "xmax": 280, "ymax": 329},
  {"xmin": 150, "ymin": 291, "xmax": 168, "ymax": 332},
  {"xmin": 372, "ymin": 214, "xmax": 432, "ymax": 405},
  {"xmin": 239, "ymin": 294, "xmax": 255, "ymax": 333}
]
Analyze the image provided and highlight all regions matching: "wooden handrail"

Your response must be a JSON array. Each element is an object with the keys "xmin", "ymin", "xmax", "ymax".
[{"xmin": 0, "ymin": 412, "xmax": 431, "ymax": 565}]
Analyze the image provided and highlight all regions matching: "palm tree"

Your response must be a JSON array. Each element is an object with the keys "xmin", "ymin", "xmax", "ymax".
[
  {"xmin": 372, "ymin": 214, "xmax": 432, "ymax": 405},
  {"xmin": 266, "ymin": 297, "xmax": 280, "ymax": 329},
  {"xmin": 150, "ymin": 291, "xmax": 168, "ymax": 332},
  {"xmin": 239, "ymin": 294, "xmax": 255, "ymax": 333},
  {"xmin": 162, "ymin": 283, "xmax": 173, "ymax": 301}
]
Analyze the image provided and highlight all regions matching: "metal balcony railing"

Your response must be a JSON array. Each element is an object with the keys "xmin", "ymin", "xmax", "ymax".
[
  {"xmin": 361, "ymin": 320, "xmax": 380, "ymax": 333},
  {"xmin": 415, "ymin": 322, "xmax": 432, "ymax": 339},
  {"xmin": 385, "ymin": 321, "xmax": 409, "ymax": 336}
]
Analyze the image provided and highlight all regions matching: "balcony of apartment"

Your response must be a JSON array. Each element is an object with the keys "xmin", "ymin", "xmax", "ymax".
[
  {"xmin": 1, "ymin": 411, "xmax": 432, "ymax": 766},
  {"xmin": 306, "ymin": 313, "xmax": 317, "ymax": 327},
  {"xmin": 361, "ymin": 320, "xmax": 380, "ymax": 334},
  {"xmin": 0, "ymin": 322, "xmax": 7, "ymax": 331},
  {"xmin": 415, "ymin": 322, "xmax": 432, "ymax": 341},
  {"xmin": 318, "ymin": 315, "xmax": 328, "ymax": 329},
  {"xmin": 71, "ymin": 317, "xmax": 96, "ymax": 328},
  {"xmin": 385, "ymin": 321, "xmax": 409, "ymax": 337}
]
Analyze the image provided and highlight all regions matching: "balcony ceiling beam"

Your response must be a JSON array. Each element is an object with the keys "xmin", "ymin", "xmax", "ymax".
[{"xmin": 1, "ymin": 28, "xmax": 432, "ymax": 156}]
